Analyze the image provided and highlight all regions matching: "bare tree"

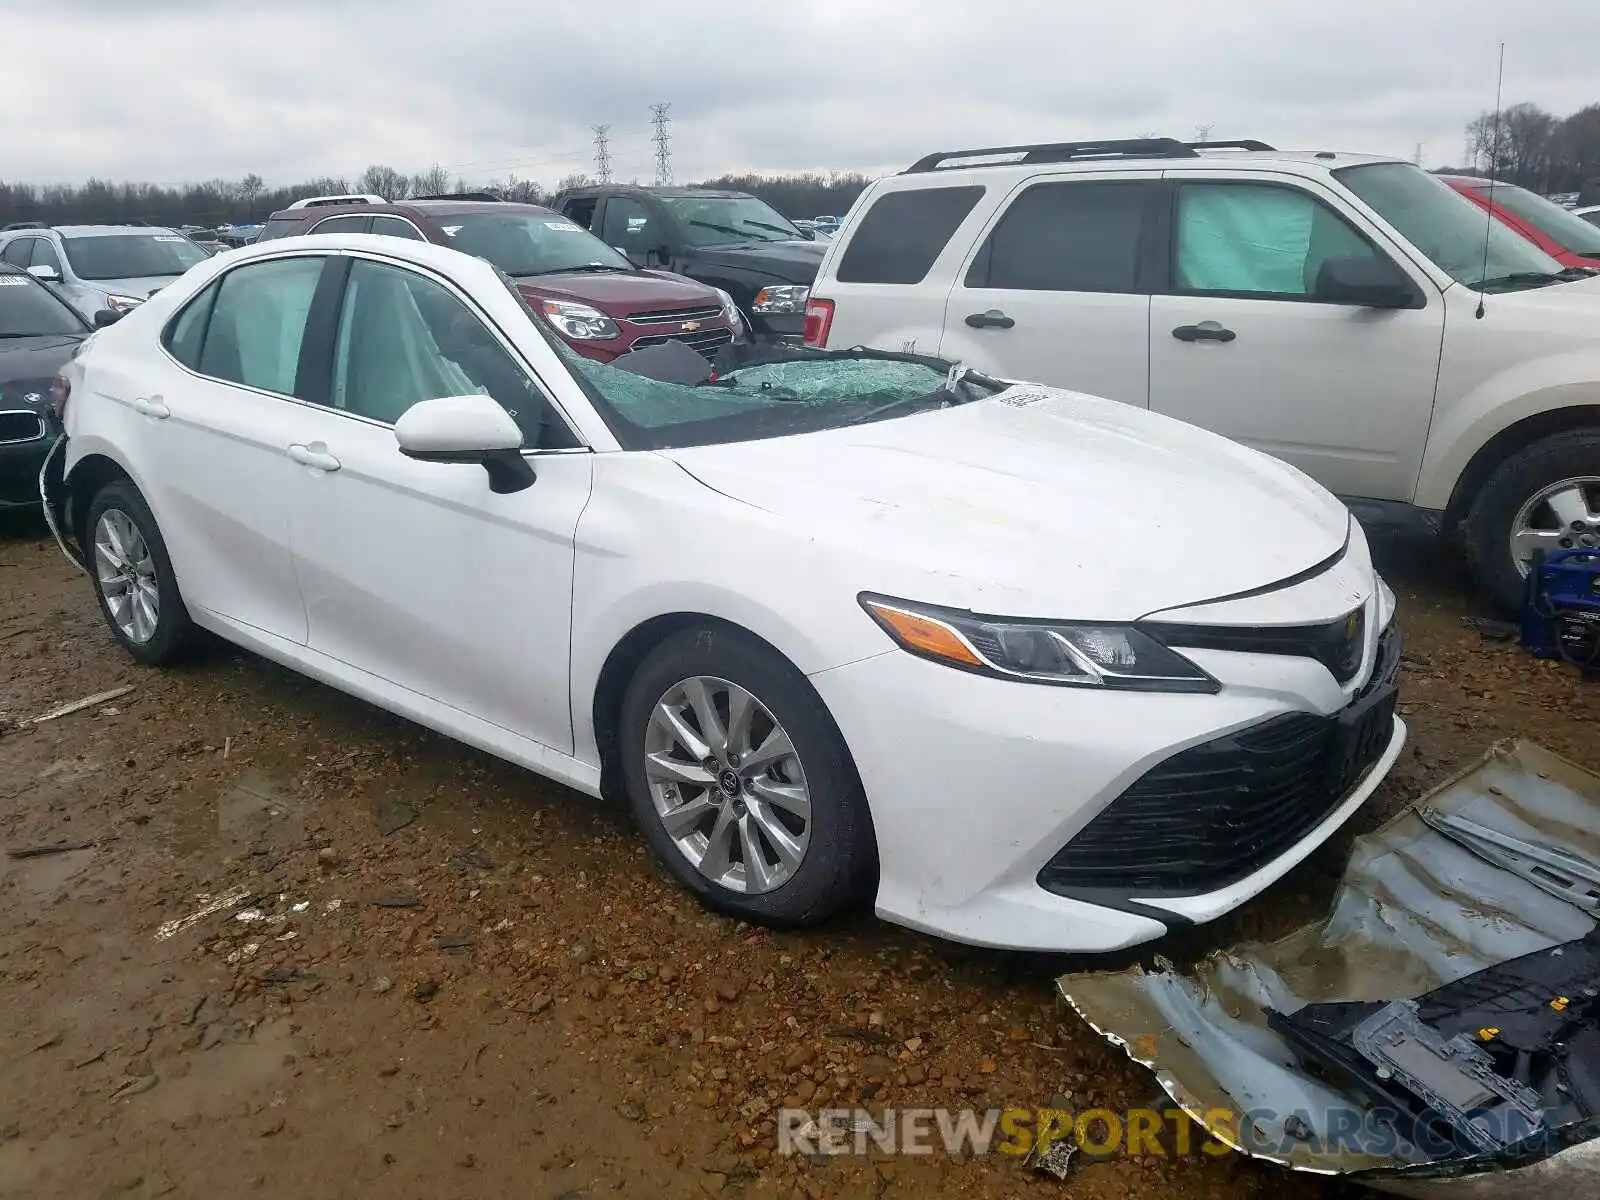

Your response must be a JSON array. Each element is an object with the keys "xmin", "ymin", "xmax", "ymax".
[
  {"xmin": 410, "ymin": 163, "xmax": 451, "ymax": 196},
  {"xmin": 356, "ymin": 164, "xmax": 409, "ymax": 200},
  {"xmin": 237, "ymin": 173, "xmax": 264, "ymax": 220}
]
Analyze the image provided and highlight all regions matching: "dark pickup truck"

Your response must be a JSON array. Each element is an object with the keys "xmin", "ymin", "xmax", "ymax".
[{"xmin": 553, "ymin": 186, "xmax": 826, "ymax": 341}]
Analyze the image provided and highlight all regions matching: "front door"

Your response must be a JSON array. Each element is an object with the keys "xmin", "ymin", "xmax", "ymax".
[
  {"xmin": 1147, "ymin": 175, "xmax": 1445, "ymax": 502},
  {"xmin": 281, "ymin": 254, "xmax": 591, "ymax": 753}
]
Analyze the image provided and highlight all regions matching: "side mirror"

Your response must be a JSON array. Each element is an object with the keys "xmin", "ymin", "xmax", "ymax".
[
  {"xmin": 92, "ymin": 309, "xmax": 122, "ymax": 328},
  {"xmin": 27, "ymin": 264, "xmax": 62, "ymax": 284},
  {"xmin": 1313, "ymin": 256, "xmax": 1416, "ymax": 308},
  {"xmin": 394, "ymin": 394, "xmax": 535, "ymax": 494}
]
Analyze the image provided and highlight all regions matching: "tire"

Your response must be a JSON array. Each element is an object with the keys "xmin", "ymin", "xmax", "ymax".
[
  {"xmin": 83, "ymin": 480, "xmax": 196, "ymax": 665},
  {"xmin": 618, "ymin": 625, "xmax": 875, "ymax": 928},
  {"xmin": 1463, "ymin": 429, "xmax": 1600, "ymax": 615}
]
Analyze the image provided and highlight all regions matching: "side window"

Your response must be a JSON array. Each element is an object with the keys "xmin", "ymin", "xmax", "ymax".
[
  {"xmin": 1174, "ymin": 183, "xmax": 1381, "ymax": 299},
  {"xmin": 370, "ymin": 216, "xmax": 425, "ymax": 241},
  {"xmin": 197, "ymin": 257, "xmax": 325, "ymax": 395},
  {"xmin": 310, "ymin": 214, "xmax": 371, "ymax": 236},
  {"xmin": 966, "ymin": 182, "xmax": 1151, "ymax": 293},
  {"xmin": 599, "ymin": 198, "xmax": 653, "ymax": 254},
  {"xmin": 254, "ymin": 217, "xmax": 306, "ymax": 242},
  {"xmin": 328, "ymin": 259, "xmax": 572, "ymax": 448},
  {"xmin": 162, "ymin": 280, "xmax": 221, "ymax": 369},
  {"xmin": 0, "ymin": 239, "xmax": 32, "ymax": 267},
  {"xmin": 835, "ymin": 186, "xmax": 985, "ymax": 285},
  {"xmin": 562, "ymin": 197, "xmax": 598, "ymax": 230},
  {"xmin": 30, "ymin": 239, "xmax": 63, "ymax": 273}
]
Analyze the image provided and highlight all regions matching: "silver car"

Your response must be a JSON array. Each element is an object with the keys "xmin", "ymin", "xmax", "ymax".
[{"xmin": 0, "ymin": 225, "xmax": 209, "ymax": 320}]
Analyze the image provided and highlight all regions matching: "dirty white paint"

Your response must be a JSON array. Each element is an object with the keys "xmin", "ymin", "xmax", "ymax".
[{"xmin": 153, "ymin": 887, "xmax": 252, "ymax": 941}]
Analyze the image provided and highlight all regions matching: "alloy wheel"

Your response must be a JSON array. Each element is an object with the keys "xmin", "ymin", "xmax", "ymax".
[
  {"xmin": 1510, "ymin": 476, "xmax": 1600, "ymax": 574},
  {"xmin": 643, "ymin": 675, "xmax": 812, "ymax": 894},
  {"xmin": 93, "ymin": 508, "xmax": 160, "ymax": 644}
]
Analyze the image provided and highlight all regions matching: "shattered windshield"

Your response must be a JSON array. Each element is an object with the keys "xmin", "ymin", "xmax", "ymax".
[{"xmin": 563, "ymin": 350, "xmax": 995, "ymax": 449}]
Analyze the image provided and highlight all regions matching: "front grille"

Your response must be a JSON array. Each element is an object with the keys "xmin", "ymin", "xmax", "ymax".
[
  {"xmin": 631, "ymin": 327, "xmax": 736, "ymax": 360},
  {"xmin": 1146, "ymin": 606, "xmax": 1368, "ymax": 684},
  {"xmin": 1038, "ymin": 623, "xmax": 1402, "ymax": 898},
  {"xmin": 626, "ymin": 304, "xmax": 724, "ymax": 326},
  {"xmin": 0, "ymin": 410, "xmax": 47, "ymax": 444}
]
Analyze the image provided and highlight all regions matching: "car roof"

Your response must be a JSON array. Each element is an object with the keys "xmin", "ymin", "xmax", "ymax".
[
  {"xmin": 46, "ymin": 225, "xmax": 183, "ymax": 238},
  {"xmin": 270, "ymin": 199, "xmax": 559, "ymax": 221},
  {"xmin": 559, "ymin": 185, "xmax": 753, "ymax": 199},
  {"xmin": 889, "ymin": 140, "xmax": 1404, "ymax": 181}
]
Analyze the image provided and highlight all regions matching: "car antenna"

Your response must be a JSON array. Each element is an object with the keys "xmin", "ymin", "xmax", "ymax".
[{"xmin": 1476, "ymin": 42, "xmax": 1506, "ymax": 320}]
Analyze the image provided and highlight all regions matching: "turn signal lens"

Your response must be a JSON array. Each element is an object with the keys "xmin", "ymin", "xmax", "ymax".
[{"xmin": 860, "ymin": 599, "xmax": 983, "ymax": 668}]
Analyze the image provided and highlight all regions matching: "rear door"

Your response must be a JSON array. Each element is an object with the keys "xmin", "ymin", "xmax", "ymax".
[
  {"xmin": 814, "ymin": 182, "xmax": 988, "ymax": 356},
  {"xmin": 108, "ymin": 253, "xmax": 331, "ymax": 642},
  {"xmin": 1146, "ymin": 173, "xmax": 1444, "ymax": 501},
  {"xmin": 939, "ymin": 174, "xmax": 1159, "ymax": 406}
]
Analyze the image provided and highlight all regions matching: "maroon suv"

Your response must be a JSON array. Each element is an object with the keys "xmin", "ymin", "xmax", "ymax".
[{"xmin": 256, "ymin": 195, "xmax": 743, "ymax": 362}]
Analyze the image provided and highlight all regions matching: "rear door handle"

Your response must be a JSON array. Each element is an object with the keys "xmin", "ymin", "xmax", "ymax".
[
  {"xmin": 1171, "ymin": 322, "xmax": 1236, "ymax": 343},
  {"xmin": 287, "ymin": 443, "xmax": 341, "ymax": 472},
  {"xmin": 131, "ymin": 395, "xmax": 170, "ymax": 419},
  {"xmin": 964, "ymin": 309, "xmax": 1015, "ymax": 330}
]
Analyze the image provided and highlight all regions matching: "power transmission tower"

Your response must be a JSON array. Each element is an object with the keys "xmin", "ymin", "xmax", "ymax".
[
  {"xmin": 1413, "ymin": 142, "xmax": 1423, "ymax": 166},
  {"xmin": 650, "ymin": 103, "xmax": 673, "ymax": 185},
  {"xmin": 1194, "ymin": 124, "xmax": 1213, "ymax": 144},
  {"xmin": 592, "ymin": 125, "xmax": 613, "ymax": 183}
]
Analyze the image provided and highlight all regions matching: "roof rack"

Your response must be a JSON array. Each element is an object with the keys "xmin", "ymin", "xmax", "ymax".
[
  {"xmin": 906, "ymin": 138, "xmax": 1199, "ymax": 173},
  {"xmin": 286, "ymin": 194, "xmax": 387, "ymax": 210},
  {"xmin": 410, "ymin": 191, "xmax": 503, "ymax": 202},
  {"xmin": 1184, "ymin": 139, "xmax": 1276, "ymax": 151},
  {"xmin": 1, "ymin": 221, "xmax": 47, "ymax": 232}
]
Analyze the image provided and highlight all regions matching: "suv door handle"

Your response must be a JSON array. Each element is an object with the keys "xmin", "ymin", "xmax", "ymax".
[
  {"xmin": 1172, "ymin": 322, "xmax": 1236, "ymax": 343},
  {"xmin": 287, "ymin": 443, "xmax": 341, "ymax": 472},
  {"xmin": 131, "ymin": 395, "xmax": 170, "ymax": 419},
  {"xmin": 964, "ymin": 309, "xmax": 1015, "ymax": 330}
]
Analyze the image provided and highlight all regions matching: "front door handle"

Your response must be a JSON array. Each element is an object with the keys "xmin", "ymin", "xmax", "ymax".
[
  {"xmin": 131, "ymin": 395, "xmax": 170, "ymax": 419},
  {"xmin": 287, "ymin": 443, "xmax": 341, "ymax": 472},
  {"xmin": 964, "ymin": 309, "xmax": 1015, "ymax": 330},
  {"xmin": 1171, "ymin": 322, "xmax": 1236, "ymax": 343}
]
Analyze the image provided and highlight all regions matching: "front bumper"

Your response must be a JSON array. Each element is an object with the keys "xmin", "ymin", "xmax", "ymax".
[
  {"xmin": 810, "ymin": 603, "xmax": 1406, "ymax": 954},
  {"xmin": 38, "ymin": 434, "xmax": 85, "ymax": 571}
]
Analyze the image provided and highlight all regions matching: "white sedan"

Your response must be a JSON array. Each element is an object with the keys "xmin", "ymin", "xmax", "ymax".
[{"xmin": 40, "ymin": 233, "xmax": 1405, "ymax": 952}]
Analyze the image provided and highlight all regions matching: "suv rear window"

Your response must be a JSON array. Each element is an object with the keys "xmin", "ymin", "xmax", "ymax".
[
  {"xmin": 967, "ymin": 181, "xmax": 1153, "ymax": 293},
  {"xmin": 255, "ymin": 217, "xmax": 306, "ymax": 242},
  {"xmin": 835, "ymin": 186, "xmax": 985, "ymax": 284}
]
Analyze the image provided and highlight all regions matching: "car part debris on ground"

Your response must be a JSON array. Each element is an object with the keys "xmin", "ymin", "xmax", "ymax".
[{"xmin": 1058, "ymin": 739, "xmax": 1600, "ymax": 1197}]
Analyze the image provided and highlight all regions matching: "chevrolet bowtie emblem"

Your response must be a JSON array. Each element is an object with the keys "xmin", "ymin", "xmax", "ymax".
[{"xmin": 681, "ymin": 320, "xmax": 701, "ymax": 331}]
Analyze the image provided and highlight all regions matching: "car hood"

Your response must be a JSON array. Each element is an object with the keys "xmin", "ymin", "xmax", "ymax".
[
  {"xmin": 0, "ymin": 333, "xmax": 83, "ymax": 387},
  {"xmin": 515, "ymin": 270, "xmax": 719, "ymax": 316},
  {"xmin": 92, "ymin": 276, "xmax": 182, "ymax": 301},
  {"xmin": 664, "ymin": 386, "xmax": 1353, "ymax": 619},
  {"xmin": 681, "ymin": 239, "xmax": 825, "ymax": 284}
]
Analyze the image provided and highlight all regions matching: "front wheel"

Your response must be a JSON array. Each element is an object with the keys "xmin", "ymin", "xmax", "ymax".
[
  {"xmin": 84, "ymin": 480, "xmax": 195, "ymax": 665},
  {"xmin": 618, "ymin": 627, "xmax": 875, "ymax": 928},
  {"xmin": 1463, "ymin": 430, "xmax": 1600, "ymax": 614}
]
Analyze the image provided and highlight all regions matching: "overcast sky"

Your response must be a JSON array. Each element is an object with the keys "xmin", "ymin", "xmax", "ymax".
[{"xmin": 5, "ymin": 0, "xmax": 1597, "ymax": 188}]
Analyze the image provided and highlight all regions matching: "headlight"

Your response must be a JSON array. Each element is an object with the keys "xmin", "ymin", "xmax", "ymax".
[
  {"xmin": 539, "ymin": 300, "xmax": 620, "ymax": 341},
  {"xmin": 104, "ymin": 294, "xmax": 144, "ymax": 312},
  {"xmin": 751, "ymin": 285, "xmax": 809, "ymax": 314},
  {"xmin": 860, "ymin": 594, "xmax": 1219, "ymax": 693},
  {"xmin": 713, "ymin": 288, "xmax": 748, "ymax": 341},
  {"xmin": 1376, "ymin": 575, "xmax": 1397, "ymax": 630}
]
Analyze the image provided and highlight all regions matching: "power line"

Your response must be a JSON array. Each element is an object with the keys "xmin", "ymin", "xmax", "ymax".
[
  {"xmin": 651, "ymin": 103, "xmax": 673, "ymax": 186},
  {"xmin": 592, "ymin": 125, "xmax": 613, "ymax": 183}
]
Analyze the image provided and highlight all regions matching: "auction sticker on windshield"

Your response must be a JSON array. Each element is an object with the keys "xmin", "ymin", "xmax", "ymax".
[
  {"xmin": 0, "ymin": 276, "xmax": 27, "ymax": 286},
  {"xmin": 544, "ymin": 221, "xmax": 584, "ymax": 233}
]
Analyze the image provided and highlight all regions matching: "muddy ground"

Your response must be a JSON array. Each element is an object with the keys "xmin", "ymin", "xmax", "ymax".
[{"xmin": 0, "ymin": 512, "xmax": 1595, "ymax": 1200}]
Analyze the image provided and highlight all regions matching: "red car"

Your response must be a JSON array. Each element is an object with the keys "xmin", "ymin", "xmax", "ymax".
[
  {"xmin": 1440, "ymin": 175, "xmax": 1600, "ymax": 269},
  {"xmin": 257, "ymin": 195, "xmax": 744, "ymax": 362}
]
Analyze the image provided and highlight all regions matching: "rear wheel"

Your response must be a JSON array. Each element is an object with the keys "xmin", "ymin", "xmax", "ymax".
[
  {"xmin": 85, "ymin": 480, "xmax": 195, "ymax": 665},
  {"xmin": 618, "ymin": 627, "xmax": 874, "ymax": 927},
  {"xmin": 1464, "ymin": 430, "xmax": 1600, "ymax": 614}
]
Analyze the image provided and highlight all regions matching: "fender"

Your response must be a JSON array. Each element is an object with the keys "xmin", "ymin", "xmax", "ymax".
[{"xmin": 1416, "ymin": 364, "xmax": 1600, "ymax": 511}]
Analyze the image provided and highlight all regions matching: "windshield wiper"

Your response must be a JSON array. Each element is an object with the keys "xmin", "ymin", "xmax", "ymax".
[
  {"xmin": 688, "ymin": 219, "xmax": 776, "ymax": 242},
  {"xmin": 844, "ymin": 363, "xmax": 990, "ymax": 427},
  {"xmin": 534, "ymin": 264, "xmax": 634, "ymax": 275},
  {"xmin": 742, "ymin": 219, "xmax": 802, "ymax": 238},
  {"xmin": 1474, "ymin": 271, "xmax": 1567, "ymax": 292}
]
